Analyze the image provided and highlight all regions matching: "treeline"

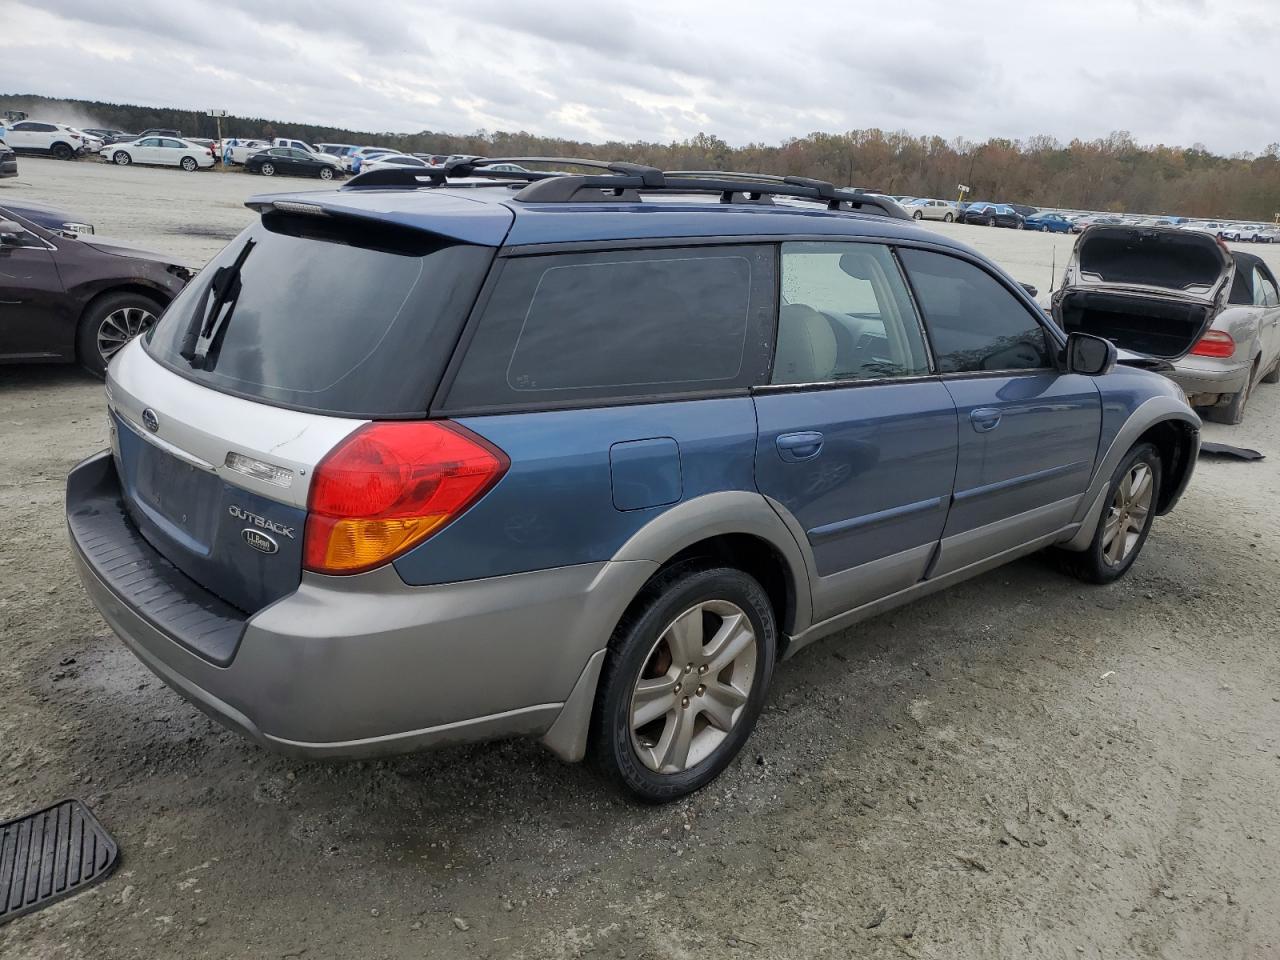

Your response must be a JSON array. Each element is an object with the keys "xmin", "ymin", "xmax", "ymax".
[{"xmin": 5, "ymin": 93, "xmax": 1279, "ymax": 220}]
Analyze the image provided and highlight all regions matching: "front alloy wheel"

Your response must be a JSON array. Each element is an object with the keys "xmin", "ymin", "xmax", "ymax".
[
  {"xmin": 113, "ymin": 151, "xmax": 131, "ymax": 166},
  {"xmin": 97, "ymin": 305, "xmax": 156, "ymax": 364},
  {"xmin": 260, "ymin": 162, "xmax": 275, "ymax": 176},
  {"xmin": 1059, "ymin": 442, "xmax": 1162, "ymax": 584},
  {"xmin": 590, "ymin": 564, "xmax": 776, "ymax": 802}
]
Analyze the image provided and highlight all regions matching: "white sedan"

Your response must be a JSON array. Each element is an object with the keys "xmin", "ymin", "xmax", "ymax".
[
  {"xmin": 358, "ymin": 154, "xmax": 434, "ymax": 175},
  {"xmin": 101, "ymin": 137, "xmax": 215, "ymax": 171},
  {"xmin": 902, "ymin": 198, "xmax": 958, "ymax": 222}
]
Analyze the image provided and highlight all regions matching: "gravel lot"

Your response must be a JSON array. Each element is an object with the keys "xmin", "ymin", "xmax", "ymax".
[{"xmin": 2, "ymin": 157, "xmax": 1279, "ymax": 960}]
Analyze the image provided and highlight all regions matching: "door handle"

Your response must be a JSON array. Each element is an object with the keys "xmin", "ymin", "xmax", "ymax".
[
  {"xmin": 969, "ymin": 407, "xmax": 1002, "ymax": 433},
  {"xmin": 776, "ymin": 431, "xmax": 824, "ymax": 462}
]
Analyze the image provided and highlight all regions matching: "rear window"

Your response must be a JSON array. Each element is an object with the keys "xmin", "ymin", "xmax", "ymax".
[
  {"xmin": 441, "ymin": 245, "xmax": 776, "ymax": 412},
  {"xmin": 145, "ymin": 217, "xmax": 493, "ymax": 417}
]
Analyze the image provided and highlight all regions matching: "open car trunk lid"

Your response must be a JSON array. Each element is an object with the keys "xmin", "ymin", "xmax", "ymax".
[{"xmin": 1050, "ymin": 226, "xmax": 1233, "ymax": 361}]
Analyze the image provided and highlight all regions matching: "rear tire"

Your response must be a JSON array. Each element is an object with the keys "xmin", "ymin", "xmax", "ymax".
[
  {"xmin": 1203, "ymin": 362, "xmax": 1256, "ymax": 425},
  {"xmin": 76, "ymin": 292, "xmax": 163, "ymax": 378},
  {"xmin": 1262, "ymin": 358, "xmax": 1280, "ymax": 384},
  {"xmin": 319, "ymin": 166, "xmax": 334, "ymax": 180},
  {"xmin": 180, "ymin": 156, "xmax": 198, "ymax": 172},
  {"xmin": 987, "ymin": 216, "xmax": 997, "ymax": 227},
  {"xmin": 943, "ymin": 212, "xmax": 954, "ymax": 222},
  {"xmin": 588, "ymin": 564, "xmax": 777, "ymax": 803},
  {"xmin": 1058, "ymin": 442, "xmax": 1162, "ymax": 585},
  {"xmin": 51, "ymin": 142, "xmax": 74, "ymax": 161}
]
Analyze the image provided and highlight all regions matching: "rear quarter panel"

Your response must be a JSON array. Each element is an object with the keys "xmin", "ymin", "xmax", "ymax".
[{"xmin": 393, "ymin": 398, "xmax": 760, "ymax": 585}]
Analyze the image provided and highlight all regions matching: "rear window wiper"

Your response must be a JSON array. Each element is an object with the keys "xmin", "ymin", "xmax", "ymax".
[{"xmin": 178, "ymin": 238, "xmax": 256, "ymax": 371}]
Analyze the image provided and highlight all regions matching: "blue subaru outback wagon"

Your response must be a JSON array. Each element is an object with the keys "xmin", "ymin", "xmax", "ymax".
[{"xmin": 67, "ymin": 159, "xmax": 1201, "ymax": 801}]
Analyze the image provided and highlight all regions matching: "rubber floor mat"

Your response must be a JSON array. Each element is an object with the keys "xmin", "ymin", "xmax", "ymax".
[{"xmin": 1, "ymin": 799, "xmax": 119, "ymax": 926}]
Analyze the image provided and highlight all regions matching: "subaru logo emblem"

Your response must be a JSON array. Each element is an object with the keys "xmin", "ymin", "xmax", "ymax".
[
  {"xmin": 241, "ymin": 528, "xmax": 279, "ymax": 555},
  {"xmin": 141, "ymin": 408, "xmax": 159, "ymax": 433}
]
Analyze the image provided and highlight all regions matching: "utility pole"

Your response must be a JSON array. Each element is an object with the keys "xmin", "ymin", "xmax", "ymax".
[{"xmin": 207, "ymin": 109, "xmax": 228, "ymax": 170}]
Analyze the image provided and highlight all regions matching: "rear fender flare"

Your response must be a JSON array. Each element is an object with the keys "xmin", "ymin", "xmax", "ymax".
[
  {"xmin": 609, "ymin": 490, "xmax": 815, "ymax": 633},
  {"xmin": 541, "ymin": 491, "xmax": 814, "ymax": 764}
]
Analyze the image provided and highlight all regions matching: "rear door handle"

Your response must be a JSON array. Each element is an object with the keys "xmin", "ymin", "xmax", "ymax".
[
  {"xmin": 776, "ymin": 431, "xmax": 824, "ymax": 462},
  {"xmin": 969, "ymin": 407, "xmax": 1002, "ymax": 433}
]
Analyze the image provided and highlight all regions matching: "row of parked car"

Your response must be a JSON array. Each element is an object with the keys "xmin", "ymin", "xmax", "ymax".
[{"xmin": 885, "ymin": 193, "xmax": 1280, "ymax": 241}]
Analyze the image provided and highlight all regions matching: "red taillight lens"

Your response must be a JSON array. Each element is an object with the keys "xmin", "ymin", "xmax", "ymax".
[
  {"xmin": 303, "ymin": 422, "xmax": 508, "ymax": 575},
  {"xmin": 1189, "ymin": 330, "xmax": 1235, "ymax": 358}
]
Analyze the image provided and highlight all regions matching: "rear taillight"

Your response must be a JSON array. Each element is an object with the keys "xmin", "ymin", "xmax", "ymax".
[
  {"xmin": 303, "ymin": 422, "xmax": 508, "ymax": 575},
  {"xmin": 1190, "ymin": 330, "xmax": 1235, "ymax": 358}
]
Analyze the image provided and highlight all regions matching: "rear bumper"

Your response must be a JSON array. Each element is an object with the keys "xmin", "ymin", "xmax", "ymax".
[
  {"xmin": 68, "ymin": 451, "xmax": 648, "ymax": 759},
  {"xmin": 1166, "ymin": 358, "xmax": 1250, "ymax": 400}
]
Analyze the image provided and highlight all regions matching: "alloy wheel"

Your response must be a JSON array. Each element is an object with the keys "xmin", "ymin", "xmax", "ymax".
[
  {"xmin": 320, "ymin": 166, "xmax": 334, "ymax": 180},
  {"xmin": 261, "ymin": 163, "xmax": 275, "ymax": 176},
  {"xmin": 96, "ymin": 305, "xmax": 156, "ymax": 364},
  {"xmin": 629, "ymin": 600, "xmax": 758, "ymax": 774},
  {"xmin": 1102, "ymin": 462, "xmax": 1154, "ymax": 566},
  {"xmin": 113, "ymin": 151, "xmax": 131, "ymax": 165}
]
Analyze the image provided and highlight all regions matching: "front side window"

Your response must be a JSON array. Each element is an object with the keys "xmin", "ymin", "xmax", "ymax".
[
  {"xmin": 773, "ymin": 242, "xmax": 930, "ymax": 384},
  {"xmin": 899, "ymin": 248, "xmax": 1051, "ymax": 373},
  {"xmin": 444, "ymin": 245, "xmax": 775, "ymax": 412}
]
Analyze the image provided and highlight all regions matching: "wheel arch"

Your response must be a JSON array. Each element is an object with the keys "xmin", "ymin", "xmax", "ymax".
[
  {"xmin": 1062, "ymin": 400, "xmax": 1200, "ymax": 551},
  {"xmin": 74, "ymin": 283, "xmax": 172, "ymax": 363},
  {"xmin": 540, "ymin": 493, "xmax": 814, "ymax": 763}
]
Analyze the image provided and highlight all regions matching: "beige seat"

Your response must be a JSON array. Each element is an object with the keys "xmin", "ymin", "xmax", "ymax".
[{"xmin": 773, "ymin": 303, "xmax": 838, "ymax": 384}]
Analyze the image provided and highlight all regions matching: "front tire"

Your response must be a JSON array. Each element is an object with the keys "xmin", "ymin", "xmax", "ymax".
[
  {"xmin": 76, "ymin": 292, "xmax": 163, "ymax": 378},
  {"xmin": 912, "ymin": 210, "xmax": 923, "ymax": 220},
  {"xmin": 260, "ymin": 162, "xmax": 275, "ymax": 176},
  {"xmin": 113, "ymin": 151, "xmax": 131, "ymax": 166},
  {"xmin": 1060, "ymin": 442, "xmax": 1162, "ymax": 584},
  {"xmin": 589, "ymin": 564, "xmax": 777, "ymax": 802},
  {"xmin": 180, "ymin": 156, "xmax": 198, "ymax": 172},
  {"xmin": 987, "ymin": 216, "xmax": 997, "ymax": 227}
]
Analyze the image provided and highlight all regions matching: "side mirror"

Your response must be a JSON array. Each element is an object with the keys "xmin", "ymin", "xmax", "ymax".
[
  {"xmin": 1019, "ymin": 282, "xmax": 1039, "ymax": 299},
  {"xmin": 1064, "ymin": 331, "xmax": 1117, "ymax": 376},
  {"xmin": 0, "ymin": 220, "xmax": 23, "ymax": 244}
]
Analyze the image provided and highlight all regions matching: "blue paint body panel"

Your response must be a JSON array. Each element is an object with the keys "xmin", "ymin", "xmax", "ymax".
[
  {"xmin": 752, "ymin": 381, "xmax": 959, "ymax": 578},
  {"xmin": 941, "ymin": 373, "xmax": 1101, "ymax": 537},
  {"xmin": 610, "ymin": 438, "xmax": 682, "ymax": 511},
  {"xmin": 393, "ymin": 398, "xmax": 757, "ymax": 585}
]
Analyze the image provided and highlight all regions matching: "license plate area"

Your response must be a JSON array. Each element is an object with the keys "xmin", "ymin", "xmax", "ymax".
[{"xmin": 128, "ymin": 431, "xmax": 222, "ymax": 549}]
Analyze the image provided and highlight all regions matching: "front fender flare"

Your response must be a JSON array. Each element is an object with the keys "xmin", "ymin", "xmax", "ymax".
[{"xmin": 1062, "ymin": 396, "xmax": 1200, "ymax": 551}]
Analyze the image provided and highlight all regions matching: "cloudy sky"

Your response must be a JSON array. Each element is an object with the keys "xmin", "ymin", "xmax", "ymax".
[{"xmin": 7, "ymin": 0, "xmax": 1278, "ymax": 154}]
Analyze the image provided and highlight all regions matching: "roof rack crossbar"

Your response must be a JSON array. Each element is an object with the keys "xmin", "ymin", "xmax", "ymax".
[{"xmin": 341, "ymin": 156, "xmax": 907, "ymax": 218}]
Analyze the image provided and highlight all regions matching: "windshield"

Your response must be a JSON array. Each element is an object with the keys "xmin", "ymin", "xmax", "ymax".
[{"xmin": 145, "ymin": 217, "xmax": 493, "ymax": 416}]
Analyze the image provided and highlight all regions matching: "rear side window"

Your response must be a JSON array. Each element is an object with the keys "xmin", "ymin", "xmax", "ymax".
[
  {"xmin": 145, "ymin": 218, "xmax": 493, "ymax": 417},
  {"xmin": 442, "ymin": 245, "xmax": 776, "ymax": 412},
  {"xmin": 899, "ymin": 248, "xmax": 1050, "ymax": 373}
]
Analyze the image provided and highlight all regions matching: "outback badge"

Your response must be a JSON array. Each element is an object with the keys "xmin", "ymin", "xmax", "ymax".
[{"xmin": 241, "ymin": 528, "xmax": 279, "ymax": 555}]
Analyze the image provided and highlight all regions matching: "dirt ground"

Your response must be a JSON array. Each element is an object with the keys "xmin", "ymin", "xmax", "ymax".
[{"xmin": 2, "ymin": 157, "xmax": 1279, "ymax": 960}]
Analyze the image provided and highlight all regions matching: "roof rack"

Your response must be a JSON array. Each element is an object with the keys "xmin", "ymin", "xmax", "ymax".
[{"xmin": 342, "ymin": 157, "xmax": 909, "ymax": 219}]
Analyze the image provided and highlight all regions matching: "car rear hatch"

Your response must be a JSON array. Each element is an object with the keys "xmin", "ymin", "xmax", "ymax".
[
  {"xmin": 1051, "ymin": 225, "xmax": 1233, "ymax": 360},
  {"xmin": 102, "ymin": 192, "xmax": 505, "ymax": 621}
]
